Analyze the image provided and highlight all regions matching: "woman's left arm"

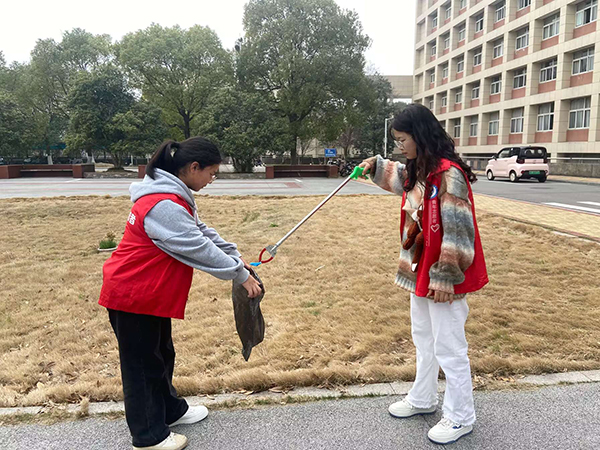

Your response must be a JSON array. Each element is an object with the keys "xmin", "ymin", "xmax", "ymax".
[{"xmin": 428, "ymin": 167, "xmax": 475, "ymax": 296}]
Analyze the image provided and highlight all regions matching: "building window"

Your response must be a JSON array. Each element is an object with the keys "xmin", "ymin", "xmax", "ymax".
[
  {"xmin": 518, "ymin": 0, "xmax": 531, "ymax": 10},
  {"xmin": 429, "ymin": 99, "xmax": 435, "ymax": 110},
  {"xmin": 572, "ymin": 48, "xmax": 594, "ymax": 75},
  {"xmin": 455, "ymin": 89, "xmax": 463, "ymax": 104},
  {"xmin": 513, "ymin": 68, "xmax": 527, "ymax": 89},
  {"xmin": 444, "ymin": 35, "xmax": 451, "ymax": 49},
  {"xmin": 445, "ymin": 4, "xmax": 452, "ymax": 20},
  {"xmin": 493, "ymin": 40, "xmax": 504, "ymax": 58},
  {"xmin": 470, "ymin": 117, "xmax": 479, "ymax": 137},
  {"xmin": 460, "ymin": 0, "xmax": 467, "ymax": 9},
  {"xmin": 488, "ymin": 112, "xmax": 500, "ymax": 135},
  {"xmin": 537, "ymin": 103, "xmax": 555, "ymax": 131},
  {"xmin": 431, "ymin": 44, "xmax": 437, "ymax": 56},
  {"xmin": 516, "ymin": 28, "xmax": 529, "ymax": 50},
  {"xmin": 495, "ymin": 1, "xmax": 506, "ymax": 22},
  {"xmin": 575, "ymin": 0, "xmax": 598, "ymax": 27},
  {"xmin": 569, "ymin": 97, "xmax": 591, "ymax": 129},
  {"xmin": 490, "ymin": 76, "xmax": 502, "ymax": 94},
  {"xmin": 540, "ymin": 58, "xmax": 558, "ymax": 82},
  {"xmin": 457, "ymin": 57, "xmax": 465, "ymax": 73},
  {"xmin": 441, "ymin": 95, "xmax": 448, "ymax": 107},
  {"xmin": 543, "ymin": 14, "xmax": 560, "ymax": 39},
  {"xmin": 442, "ymin": 64, "xmax": 449, "ymax": 79},
  {"xmin": 472, "ymin": 84, "xmax": 480, "ymax": 99},
  {"xmin": 430, "ymin": 71, "xmax": 436, "ymax": 83},
  {"xmin": 432, "ymin": 13, "xmax": 438, "ymax": 29},
  {"xmin": 511, "ymin": 108, "xmax": 524, "ymax": 133},
  {"xmin": 475, "ymin": 13, "xmax": 484, "ymax": 33},
  {"xmin": 458, "ymin": 24, "xmax": 466, "ymax": 41},
  {"xmin": 454, "ymin": 120, "xmax": 461, "ymax": 138},
  {"xmin": 473, "ymin": 49, "xmax": 483, "ymax": 66}
]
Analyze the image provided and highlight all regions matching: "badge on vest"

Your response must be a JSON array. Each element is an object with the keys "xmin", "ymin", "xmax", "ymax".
[
  {"xmin": 429, "ymin": 185, "xmax": 439, "ymax": 199},
  {"xmin": 128, "ymin": 212, "xmax": 136, "ymax": 225}
]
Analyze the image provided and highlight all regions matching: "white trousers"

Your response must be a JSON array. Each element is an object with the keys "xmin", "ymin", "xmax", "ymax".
[{"xmin": 406, "ymin": 293, "xmax": 476, "ymax": 426}]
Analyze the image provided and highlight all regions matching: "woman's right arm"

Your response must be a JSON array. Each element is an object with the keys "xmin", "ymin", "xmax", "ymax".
[
  {"xmin": 144, "ymin": 201, "xmax": 250, "ymax": 284},
  {"xmin": 359, "ymin": 155, "xmax": 407, "ymax": 196}
]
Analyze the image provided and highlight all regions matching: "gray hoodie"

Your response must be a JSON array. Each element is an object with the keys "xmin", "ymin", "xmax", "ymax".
[{"xmin": 129, "ymin": 168, "xmax": 250, "ymax": 284}]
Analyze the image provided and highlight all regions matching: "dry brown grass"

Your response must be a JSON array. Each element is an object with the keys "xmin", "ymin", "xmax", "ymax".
[{"xmin": 1, "ymin": 194, "xmax": 599, "ymax": 407}]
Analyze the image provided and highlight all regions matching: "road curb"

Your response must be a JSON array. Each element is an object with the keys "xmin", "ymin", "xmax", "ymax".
[{"xmin": 1, "ymin": 370, "xmax": 599, "ymax": 420}]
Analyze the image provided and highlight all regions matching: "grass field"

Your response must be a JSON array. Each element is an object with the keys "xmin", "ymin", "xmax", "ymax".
[{"xmin": 1, "ymin": 194, "xmax": 599, "ymax": 407}]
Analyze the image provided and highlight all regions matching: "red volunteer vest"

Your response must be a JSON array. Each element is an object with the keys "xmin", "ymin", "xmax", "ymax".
[
  {"xmin": 400, "ymin": 159, "xmax": 488, "ymax": 297},
  {"xmin": 98, "ymin": 193, "xmax": 194, "ymax": 319}
]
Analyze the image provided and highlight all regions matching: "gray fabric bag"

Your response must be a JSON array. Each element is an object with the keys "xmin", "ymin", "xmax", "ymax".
[{"xmin": 232, "ymin": 269, "xmax": 265, "ymax": 361}]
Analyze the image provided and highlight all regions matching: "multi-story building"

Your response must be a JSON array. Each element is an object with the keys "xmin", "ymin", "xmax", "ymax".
[{"xmin": 412, "ymin": 0, "xmax": 600, "ymax": 164}]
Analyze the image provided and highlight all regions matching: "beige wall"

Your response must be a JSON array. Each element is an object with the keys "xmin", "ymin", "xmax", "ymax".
[{"xmin": 385, "ymin": 75, "xmax": 414, "ymax": 99}]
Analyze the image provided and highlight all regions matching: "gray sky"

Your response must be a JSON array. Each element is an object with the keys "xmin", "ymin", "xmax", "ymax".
[{"xmin": 1, "ymin": 0, "xmax": 415, "ymax": 75}]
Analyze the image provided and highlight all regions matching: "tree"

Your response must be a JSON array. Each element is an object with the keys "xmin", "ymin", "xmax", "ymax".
[
  {"xmin": 0, "ymin": 92, "xmax": 29, "ymax": 159},
  {"xmin": 110, "ymin": 101, "xmax": 168, "ymax": 166},
  {"xmin": 21, "ymin": 29, "xmax": 113, "ymax": 158},
  {"xmin": 207, "ymin": 87, "xmax": 289, "ymax": 173},
  {"xmin": 354, "ymin": 76, "xmax": 407, "ymax": 158},
  {"xmin": 117, "ymin": 24, "xmax": 233, "ymax": 139},
  {"xmin": 65, "ymin": 66, "xmax": 135, "ymax": 168},
  {"xmin": 239, "ymin": 0, "xmax": 371, "ymax": 164}
]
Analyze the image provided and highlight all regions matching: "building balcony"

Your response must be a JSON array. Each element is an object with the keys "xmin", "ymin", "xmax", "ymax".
[
  {"xmin": 509, "ymin": 133, "xmax": 523, "ymax": 144},
  {"xmin": 535, "ymin": 131, "xmax": 553, "ymax": 143},
  {"xmin": 566, "ymin": 129, "xmax": 589, "ymax": 142},
  {"xmin": 571, "ymin": 71, "xmax": 594, "ymax": 87},
  {"xmin": 516, "ymin": 6, "xmax": 530, "ymax": 19},
  {"xmin": 573, "ymin": 21, "xmax": 597, "ymax": 39}
]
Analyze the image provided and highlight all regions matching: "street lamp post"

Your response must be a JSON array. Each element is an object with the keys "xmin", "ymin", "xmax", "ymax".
[{"xmin": 383, "ymin": 117, "xmax": 391, "ymax": 158}]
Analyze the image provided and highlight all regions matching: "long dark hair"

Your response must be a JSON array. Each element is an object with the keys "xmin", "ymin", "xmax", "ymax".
[
  {"xmin": 146, "ymin": 137, "xmax": 222, "ymax": 179},
  {"xmin": 391, "ymin": 103, "xmax": 477, "ymax": 192}
]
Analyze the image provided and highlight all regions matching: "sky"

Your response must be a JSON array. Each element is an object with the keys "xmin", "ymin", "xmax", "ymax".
[{"xmin": 0, "ymin": 0, "xmax": 416, "ymax": 76}]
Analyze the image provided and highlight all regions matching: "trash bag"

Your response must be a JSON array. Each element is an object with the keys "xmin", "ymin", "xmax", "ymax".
[{"xmin": 232, "ymin": 269, "xmax": 265, "ymax": 361}]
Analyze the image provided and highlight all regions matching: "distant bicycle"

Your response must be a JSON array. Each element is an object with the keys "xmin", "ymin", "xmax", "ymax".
[{"xmin": 339, "ymin": 160, "xmax": 357, "ymax": 177}]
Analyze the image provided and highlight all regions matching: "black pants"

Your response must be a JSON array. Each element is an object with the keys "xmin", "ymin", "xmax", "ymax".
[{"xmin": 108, "ymin": 309, "xmax": 189, "ymax": 447}]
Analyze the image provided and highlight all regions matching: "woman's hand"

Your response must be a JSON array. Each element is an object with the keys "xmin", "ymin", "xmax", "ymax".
[
  {"xmin": 242, "ymin": 275, "xmax": 262, "ymax": 298},
  {"xmin": 358, "ymin": 160, "xmax": 373, "ymax": 179},
  {"xmin": 427, "ymin": 289, "xmax": 454, "ymax": 305}
]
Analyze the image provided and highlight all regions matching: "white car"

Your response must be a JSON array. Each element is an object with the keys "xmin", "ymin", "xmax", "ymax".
[{"xmin": 485, "ymin": 146, "xmax": 549, "ymax": 183}]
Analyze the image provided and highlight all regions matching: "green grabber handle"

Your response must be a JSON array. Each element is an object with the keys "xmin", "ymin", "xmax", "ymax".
[{"xmin": 349, "ymin": 166, "xmax": 369, "ymax": 180}]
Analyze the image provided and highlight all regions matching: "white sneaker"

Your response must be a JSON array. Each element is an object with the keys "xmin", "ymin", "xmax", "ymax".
[
  {"xmin": 168, "ymin": 405, "xmax": 209, "ymax": 427},
  {"xmin": 388, "ymin": 398, "xmax": 437, "ymax": 418},
  {"xmin": 133, "ymin": 432, "xmax": 188, "ymax": 450},
  {"xmin": 427, "ymin": 417, "xmax": 473, "ymax": 445}
]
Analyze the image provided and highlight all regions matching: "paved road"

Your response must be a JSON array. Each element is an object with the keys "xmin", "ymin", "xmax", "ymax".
[
  {"xmin": 472, "ymin": 178, "xmax": 600, "ymax": 215},
  {"xmin": 0, "ymin": 177, "xmax": 387, "ymax": 199},
  {"xmin": 1, "ymin": 383, "xmax": 599, "ymax": 449},
  {"xmin": 1, "ymin": 177, "xmax": 599, "ymax": 217}
]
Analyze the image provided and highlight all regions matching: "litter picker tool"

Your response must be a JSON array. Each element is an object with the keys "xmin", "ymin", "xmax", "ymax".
[{"xmin": 250, "ymin": 166, "xmax": 367, "ymax": 267}]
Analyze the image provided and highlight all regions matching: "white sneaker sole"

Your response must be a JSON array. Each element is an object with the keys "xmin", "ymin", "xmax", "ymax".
[
  {"xmin": 428, "ymin": 427, "xmax": 473, "ymax": 445},
  {"xmin": 389, "ymin": 405, "xmax": 437, "ymax": 418},
  {"xmin": 168, "ymin": 406, "xmax": 209, "ymax": 427}
]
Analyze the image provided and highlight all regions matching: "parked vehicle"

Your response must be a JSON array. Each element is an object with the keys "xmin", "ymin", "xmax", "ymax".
[{"xmin": 485, "ymin": 146, "xmax": 549, "ymax": 183}]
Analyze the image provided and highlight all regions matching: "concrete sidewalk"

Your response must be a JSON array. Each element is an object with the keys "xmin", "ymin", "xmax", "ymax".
[
  {"xmin": 474, "ymin": 193, "xmax": 600, "ymax": 242},
  {"xmin": 1, "ymin": 371, "xmax": 599, "ymax": 449}
]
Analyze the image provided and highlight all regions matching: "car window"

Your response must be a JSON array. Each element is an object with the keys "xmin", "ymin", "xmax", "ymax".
[
  {"xmin": 520, "ymin": 148, "xmax": 546, "ymax": 158},
  {"xmin": 498, "ymin": 149, "xmax": 511, "ymax": 159}
]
